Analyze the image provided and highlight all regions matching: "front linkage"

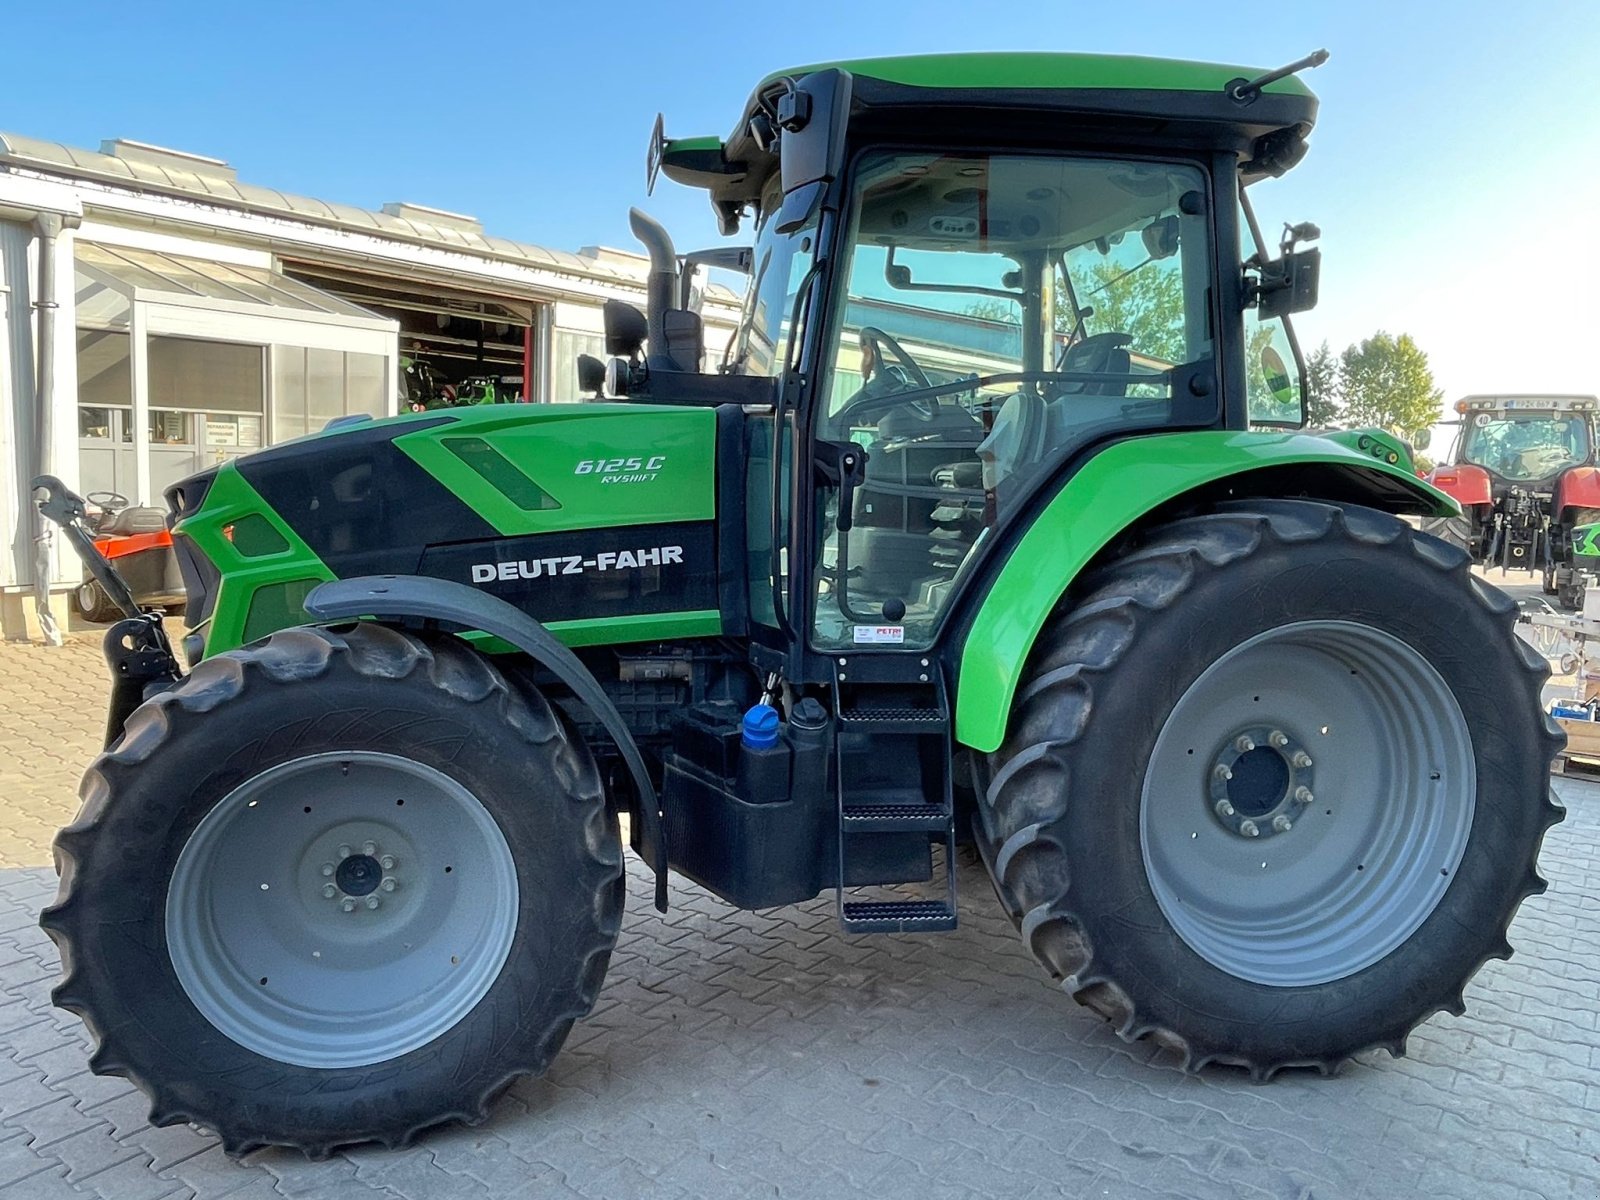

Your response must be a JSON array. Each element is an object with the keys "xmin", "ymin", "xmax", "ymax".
[{"xmin": 33, "ymin": 476, "xmax": 183, "ymax": 745}]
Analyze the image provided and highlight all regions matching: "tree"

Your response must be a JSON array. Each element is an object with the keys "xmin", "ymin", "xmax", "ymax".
[
  {"xmin": 1304, "ymin": 341, "xmax": 1341, "ymax": 427},
  {"xmin": 1078, "ymin": 259, "xmax": 1187, "ymax": 365},
  {"xmin": 1337, "ymin": 332, "xmax": 1443, "ymax": 439}
]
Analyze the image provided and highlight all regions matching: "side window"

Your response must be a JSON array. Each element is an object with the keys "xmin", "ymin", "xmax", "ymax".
[
  {"xmin": 1243, "ymin": 310, "xmax": 1303, "ymax": 426},
  {"xmin": 1239, "ymin": 196, "xmax": 1305, "ymax": 426}
]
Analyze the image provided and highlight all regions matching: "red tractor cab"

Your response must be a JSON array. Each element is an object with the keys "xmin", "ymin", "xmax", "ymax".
[{"xmin": 1425, "ymin": 394, "xmax": 1600, "ymax": 607}]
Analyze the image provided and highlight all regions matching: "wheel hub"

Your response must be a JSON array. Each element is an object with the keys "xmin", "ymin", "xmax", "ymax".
[
  {"xmin": 1207, "ymin": 725, "xmax": 1314, "ymax": 839},
  {"xmin": 334, "ymin": 852, "xmax": 383, "ymax": 897}
]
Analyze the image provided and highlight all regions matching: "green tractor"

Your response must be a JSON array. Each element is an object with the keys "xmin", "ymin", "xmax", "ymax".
[{"xmin": 37, "ymin": 51, "xmax": 1562, "ymax": 1157}]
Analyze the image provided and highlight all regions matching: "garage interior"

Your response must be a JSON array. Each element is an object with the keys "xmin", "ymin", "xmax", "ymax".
[{"xmin": 283, "ymin": 254, "xmax": 545, "ymax": 409}]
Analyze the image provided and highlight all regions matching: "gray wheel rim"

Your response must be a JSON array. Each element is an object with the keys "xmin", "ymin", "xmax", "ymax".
[
  {"xmin": 166, "ymin": 751, "xmax": 519, "ymax": 1069},
  {"xmin": 1140, "ymin": 620, "xmax": 1475, "ymax": 987}
]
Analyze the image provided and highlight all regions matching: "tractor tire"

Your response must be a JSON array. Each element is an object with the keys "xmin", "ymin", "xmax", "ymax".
[
  {"xmin": 978, "ymin": 499, "xmax": 1563, "ymax": 1077},
  {"xmin": 71, "ymin": 579, "xmax": 123, "ymax": 624},
  {"xmin": 41, "ymin": 623, "xmax": 624, "ymax": 1156},
  {"xmin": 1420, "ymin": 514, "xmax": 1472, "ymax": 555}
]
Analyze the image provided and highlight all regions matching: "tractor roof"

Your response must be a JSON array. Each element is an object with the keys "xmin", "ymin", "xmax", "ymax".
[
  {"xmin": 660, "ymin": 52, "xmax": 1320, "ymax": 215},
  {"xmin": 762, "ymin": 52, "xmax": 1316, "ymax": 100}
]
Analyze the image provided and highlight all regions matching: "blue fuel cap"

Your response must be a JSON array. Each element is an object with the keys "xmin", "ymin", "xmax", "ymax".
[{"xmin": 741, "ymin": 704, "xmax": 780, "ymax": 749}]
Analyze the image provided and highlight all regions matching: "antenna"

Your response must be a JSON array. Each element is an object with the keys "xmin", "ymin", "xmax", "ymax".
[{"xmin": 1227, "ymin": 50, "xmax": 1330, "ymax": 103}]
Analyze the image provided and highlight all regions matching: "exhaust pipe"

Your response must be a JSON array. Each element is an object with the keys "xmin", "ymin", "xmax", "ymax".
[{"xmin": 628, "ymin": 208, "xmax": 678, "ymax": 362}]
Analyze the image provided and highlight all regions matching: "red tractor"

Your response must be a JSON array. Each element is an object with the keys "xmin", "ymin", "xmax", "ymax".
[{"xmin": 1425, "ymin": 394, "xmax": 1600, "ymax": 608}]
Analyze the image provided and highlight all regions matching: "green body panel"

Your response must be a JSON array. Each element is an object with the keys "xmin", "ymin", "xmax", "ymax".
[
  {"xmin": 952, "ymin": 430, "xmax": 1455, "ymax": 753},
  {"xmin": 174, "ymin": 465, "xmax": 334, "ymax": 656},
  {"xmin": 765, "ymin": 52, "xmax": 1314, "ymax": 98},
  {"xmin": 392, "ymin": 404, "xmax": 716, "ymax": 536},
  {"xmin": 1573, "ymin": 523, "xmax": 1600, "ymax": 561},
  {"xmin": 176, "ymin": 404, "xmax": 722, "ymax": 657}
]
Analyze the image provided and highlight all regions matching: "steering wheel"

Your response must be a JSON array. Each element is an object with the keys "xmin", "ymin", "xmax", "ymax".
[
  {"xmin": 860, "ymin": 326, "xmax": 932, "ymax": 391},
  {"xmin": 843, "ymin": 326, "xmax": 938, "ymax": 421},
  {"xmin": 86, "ymin": 490, "xmax": 128, "ymax": 514}
]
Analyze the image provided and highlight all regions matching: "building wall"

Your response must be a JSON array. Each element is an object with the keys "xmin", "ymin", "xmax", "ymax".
[{"xmin": 0, "ymin": 151, "xmax": 746, "ymax": 630}]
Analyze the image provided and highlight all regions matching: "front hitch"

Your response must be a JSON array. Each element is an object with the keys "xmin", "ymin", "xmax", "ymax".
[{"xmin": 33, "ymin": 475, "xmax": 183, "ymax": 745}]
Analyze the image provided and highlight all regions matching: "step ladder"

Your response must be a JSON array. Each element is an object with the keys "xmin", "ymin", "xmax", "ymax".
[{"xmin": 833, "ymin": 657, "xmax": 958, "ymax": 934}]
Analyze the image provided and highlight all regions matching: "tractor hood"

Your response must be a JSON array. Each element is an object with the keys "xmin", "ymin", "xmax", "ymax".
[{"xmin": 167, "ymin": 404, "xmax": 722, "ymax": 656}]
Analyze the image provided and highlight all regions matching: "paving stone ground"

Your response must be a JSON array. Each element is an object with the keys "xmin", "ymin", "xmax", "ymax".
[{"xmin": 0, "ymin": 617, "xmax": 1596, "ymax": 1198}]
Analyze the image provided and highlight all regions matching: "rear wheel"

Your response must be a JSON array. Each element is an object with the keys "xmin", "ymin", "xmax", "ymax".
[
  {"xmin": 72, "ymin": 579, "xmax": 123, "ymax": 624},
  {"xmin": 1420, "ymin": 513, "xmax": 1473, "ymax": 555},
  {"xmin": 978, "ymin": 500, "xmax": 1563, "ymax": 1075},
  {"xmin": 42, "ymin": 624, "xmax": 623, "ymax": 1155}
]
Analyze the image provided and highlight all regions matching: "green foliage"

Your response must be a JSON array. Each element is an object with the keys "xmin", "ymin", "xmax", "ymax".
[
  {"xmin": 1304, "ymin": 341, "xmax": 1341, "ymax": 427},
  {"xmin": 1337, "ymin": 332, "xmax": 1442, "ymax": 439},
  {"xmin": 1077, "ymin": 260, "xmax": 1187, "ymax": 364}
]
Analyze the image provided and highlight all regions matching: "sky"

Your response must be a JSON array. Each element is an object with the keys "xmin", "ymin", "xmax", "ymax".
[{"xmin": 5, "ymin": 0, "xmax": 1597, "ymax": 409}]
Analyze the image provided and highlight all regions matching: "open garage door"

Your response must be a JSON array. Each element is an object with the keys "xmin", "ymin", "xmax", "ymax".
[{"xmin": 281, "ymin": 259, "xmax": 546, "ymax": 408}]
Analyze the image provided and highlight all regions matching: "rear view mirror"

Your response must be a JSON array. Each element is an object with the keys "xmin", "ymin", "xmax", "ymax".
[
  {"xmin": 1142, "ymin": 216, "xmax": 1180, "ymax": 260},
  {"xmin": 603, "ymin": 300, "xmax": 649, "ymax": 358},
  {"xmin": 1256, "ymin": 247, "xmax": 1320, "ymax": 320},
  {"xmin": 1413, "ymin": 427, "xmax": 1433, "ymax": 453}
]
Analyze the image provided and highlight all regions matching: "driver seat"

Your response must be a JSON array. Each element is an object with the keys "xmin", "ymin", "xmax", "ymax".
[{"xmin": 1052, "ymin": 332, "xmax": 1133, "ymax": 399}]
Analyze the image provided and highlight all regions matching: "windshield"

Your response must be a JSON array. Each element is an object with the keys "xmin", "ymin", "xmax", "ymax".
[
  {"xmin": 1461, "ymin": 414, "xmax": 1590, "ymax": 482},
  {"xmin": 812, "ymin": 149, "xmax": 1214, "ymax": 650},
  {"xmin": 730, "ymin": 175, "xmax": 817, "ymax": 378}
]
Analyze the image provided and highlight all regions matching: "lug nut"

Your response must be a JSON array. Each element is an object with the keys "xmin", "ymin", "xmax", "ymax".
[
  {"xmin": 1235, "ymin": 735, "xmax": 1255, "ymax": 753},
  {"xmin": 1272, "ymin": 815, "xmax": 1293, "ymax": 833},
  {"xmin": 340, "ymin": 898, "xmax": 357, "ymax": 913},
  {"xmin": 337, "ymin": 844, "xmax": 352, "ymax": 859},
  {"xmin": 1291, "ymin": 751, "xmax": 1313, "ymax": 769},
  {"xmin": 365, "ymin": 895, "xmax": 381, "ymax": 910},
  {"xmin": 1240, "ymin": 819, "xmax": 1260, "ymax": 838},
  {"xmin": 362, "ymin": 841, "xmax": 377, "ymax": 856},
  {"xmin": 1213, "ymin": 765, "xmax": 1233, "ymax": 783},
  {"xmin": 379, "ymin": 854, "xmax": 396, "ymax": 870},
  {"xmin": 381, "ymin": 877, "xmax": 398, "ymax": 892},
  {"xmin": 320, "ymin": 862, "xmax": 335, "ymax": 877},
  {"xmin": 321, "ymin": 883, "xmax": 337, "ymax": 899},
  {"xmin": 1294, "ymin": 786, "xmax": 1314, "ymax": 805},
  {"xmin": 1214, "ymin": 799, "xmax": 1235, "ymax": 818},
  {"xmin": 1269, "ymin": 730, "xmax": 1289, "ymax": 748}
]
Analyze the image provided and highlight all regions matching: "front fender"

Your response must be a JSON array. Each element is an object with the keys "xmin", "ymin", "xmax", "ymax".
[{"xmin": 953, "ymin": 429, "xmax": 1455, "ymax": 753}]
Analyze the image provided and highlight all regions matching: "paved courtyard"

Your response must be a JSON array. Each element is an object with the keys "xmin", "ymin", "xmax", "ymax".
[{"xmin": 0, "ymin": 621, "xmax": 1594, "ymax": 1198}]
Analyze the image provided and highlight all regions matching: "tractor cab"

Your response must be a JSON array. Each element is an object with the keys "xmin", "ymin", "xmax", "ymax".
[{"xmin": 620, "ymin": 53, "xmax": 1324, "ymax": 660}]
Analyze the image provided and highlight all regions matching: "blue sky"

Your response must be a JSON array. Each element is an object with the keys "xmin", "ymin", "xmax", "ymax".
[{"xmin": 5, "ymin": 0, "xmax": 1598, "ymax": 404}]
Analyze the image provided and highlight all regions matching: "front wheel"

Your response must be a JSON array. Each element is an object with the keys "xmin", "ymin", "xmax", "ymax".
[
  {"xmin": 42, "ymin": 624, "xmax": 624, "ymax": 1155},
  {"xmin": 979, "ymin": 500, "xmax": 1563, "ymax": 1076}
]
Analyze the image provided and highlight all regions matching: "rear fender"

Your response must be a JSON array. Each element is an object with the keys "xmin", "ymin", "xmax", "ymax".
[
  {"xmin": 953, "ymin": 429, "xmax": 1454, "ymax": 754},
  {"xmin": 303, "ymin": 574, "xmax": 669, "ymax": 911},
  {"xmin": 1555, "ymin": 466, "xmax": 1600, "ymax": 517},
  {"xmin": 1427, "ymin": 463, "xmax": 1494, "ymax": 509}
]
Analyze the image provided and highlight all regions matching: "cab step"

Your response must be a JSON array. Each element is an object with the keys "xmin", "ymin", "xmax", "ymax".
[
  {"xmin": 833, "ymin": 658, "xmax": 958, "ymax": 935},
  {"xmin": 841, "ymin": 898, "xmax": 957, "ymax": 934},
  {"xmin": 841, "ymin": 802, "xmax": 951, "ymax": 833}
]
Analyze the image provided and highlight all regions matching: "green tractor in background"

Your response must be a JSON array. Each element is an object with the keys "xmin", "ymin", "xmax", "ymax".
[{"xmin": 37, "ymin": 51, "xmax": 1561, "ymax": 1156}]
